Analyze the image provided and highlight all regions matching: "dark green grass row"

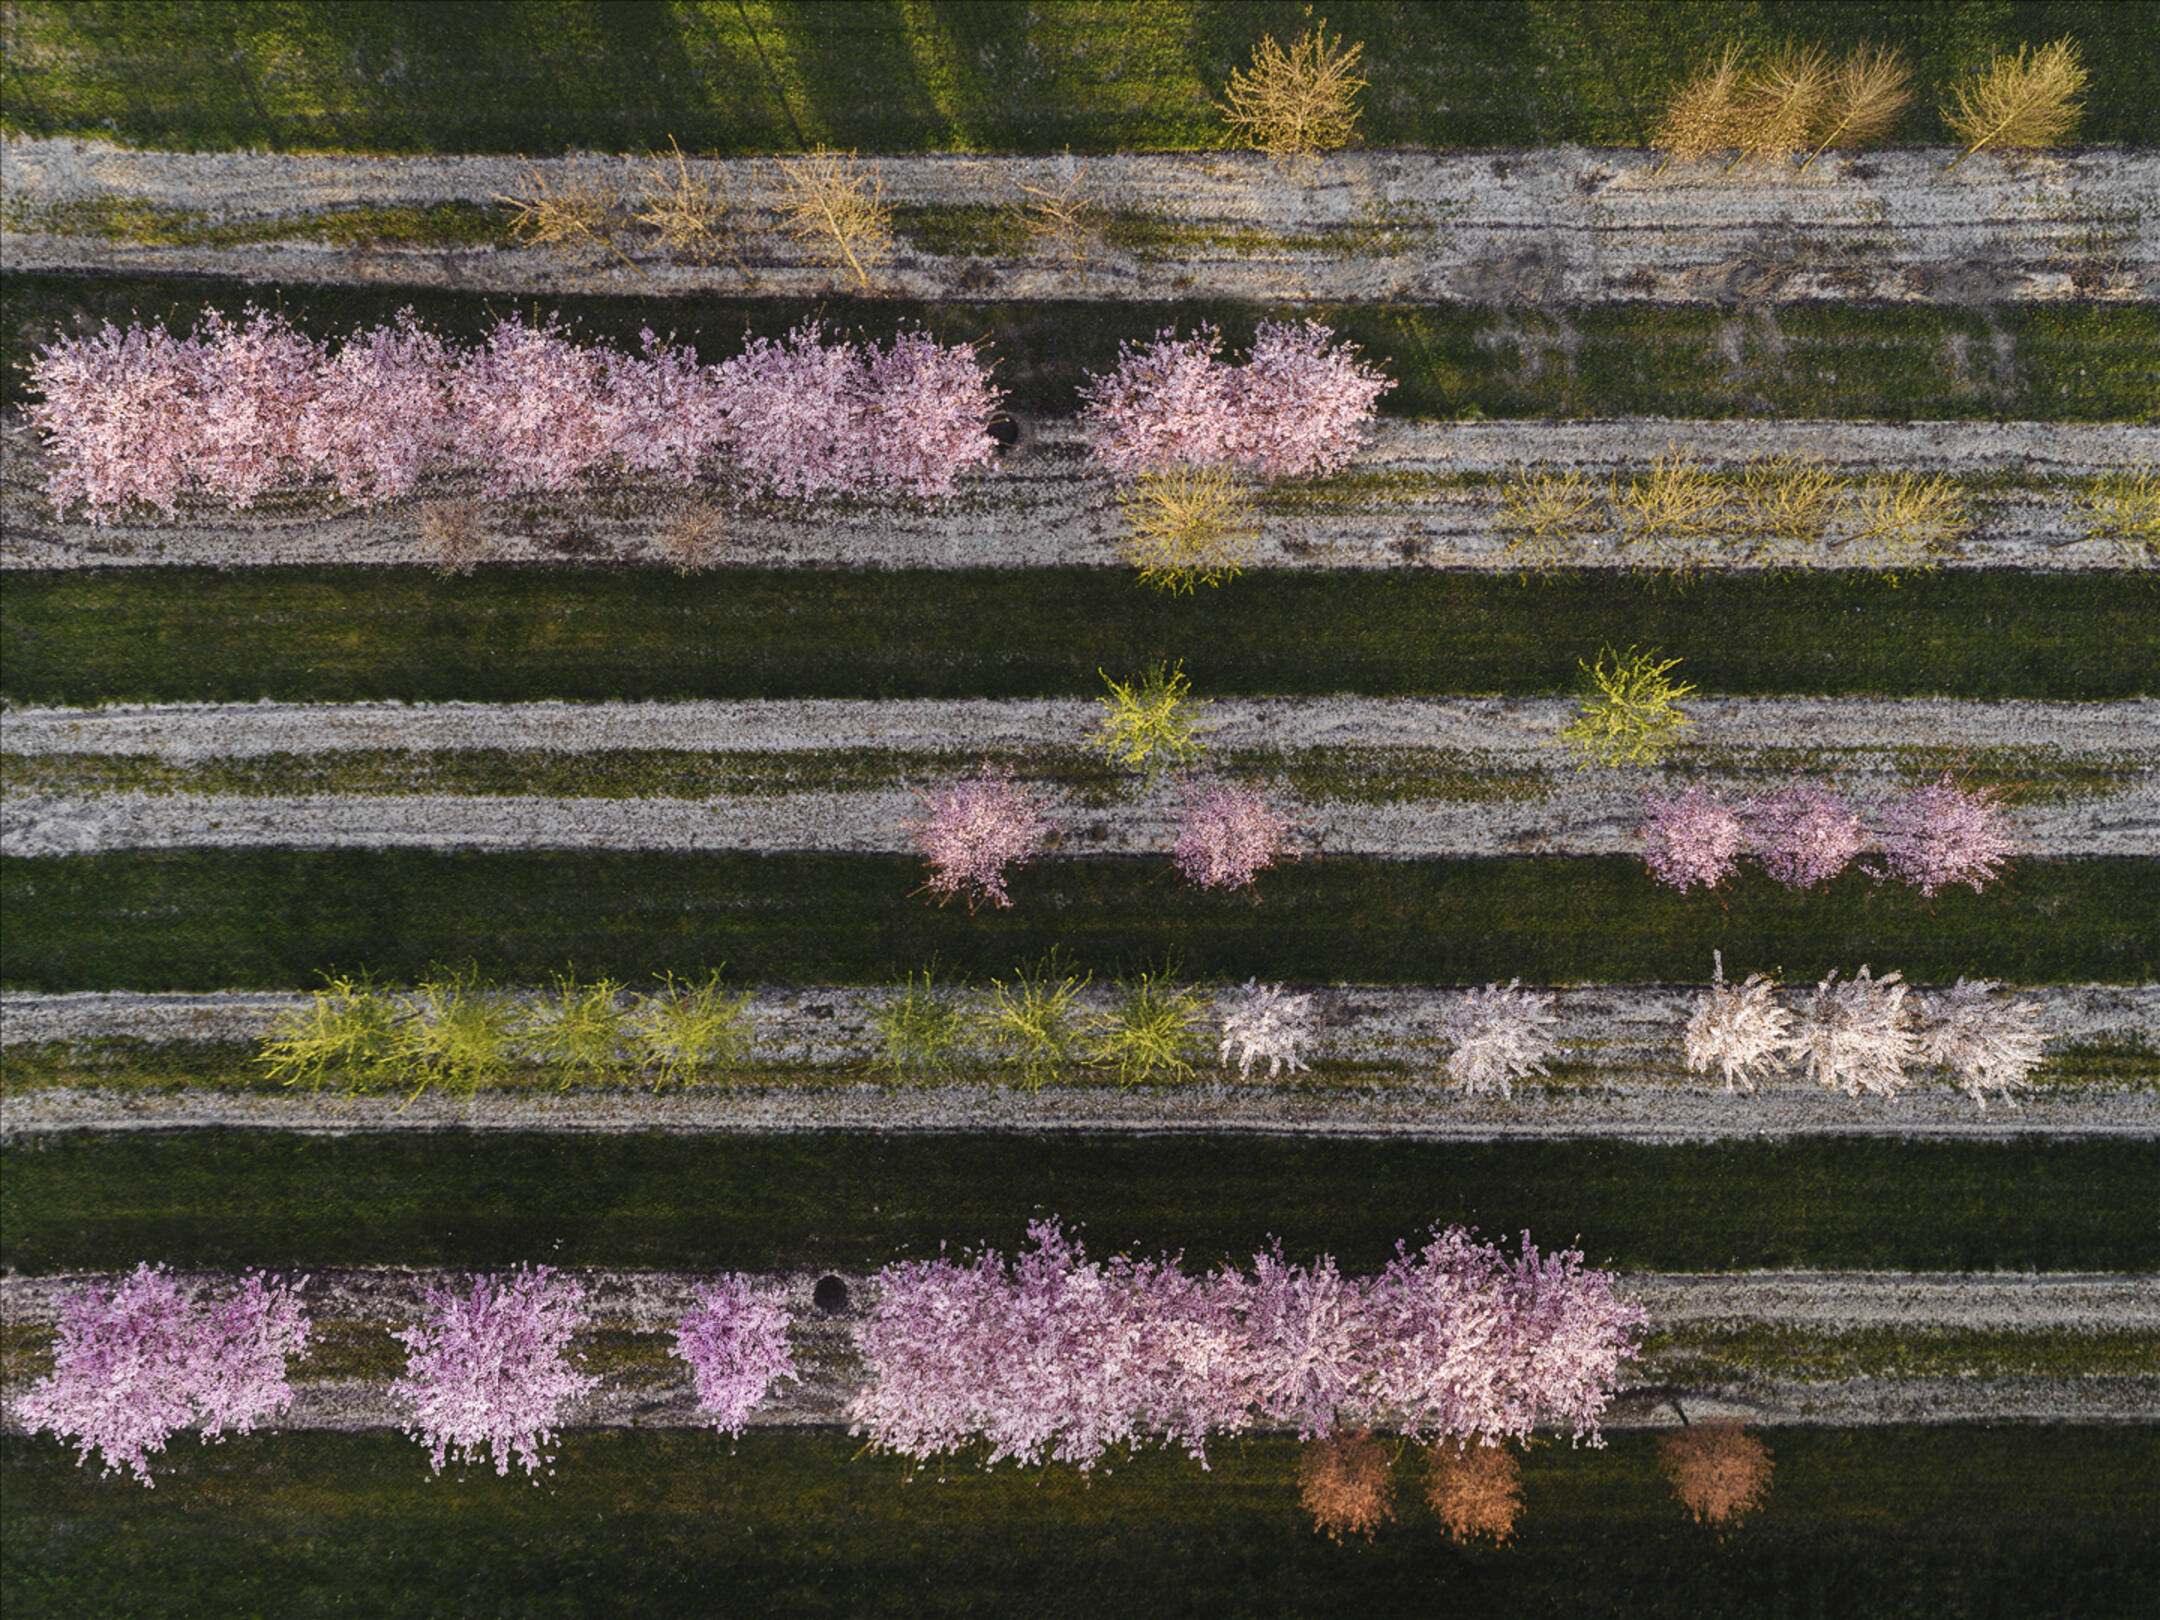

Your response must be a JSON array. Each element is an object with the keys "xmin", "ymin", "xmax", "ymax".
[
  {"xmin": 6, "ymin": 851, "xmax": 2152, "ymax": 993},
  {"xmin": 7, "ymin": 1428, "xmax": 2154, "ymax": 1620},
  {"xmin": 10, "ymin": 277, "xmax": 2159, "ymax": 420},
  {"xmin": 6, "ymin": 0, "xmax": 2155, "ymax": 155},
  {"xmin": 7, "ymin": 1131, "xmax": 2154, "ymax": 1274},
  {"xmin": 9, "ymin": 570, "xmax": 2154, "ymax": 707}
]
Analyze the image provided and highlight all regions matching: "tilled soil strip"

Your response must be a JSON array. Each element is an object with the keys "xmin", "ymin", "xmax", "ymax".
[
  {"xmin": 5, "ymin": 1268, "xmax": 2153, "ymax": 1432},
  {"xmin": 5, "ymin": 141, "xmax": 2155, "ymax": 305},
  {"xmin": 8, "ymin": 418, "xmax": 2155, "ymax": 571},
  {"xmin": 8, "ymin": 697, "xmax": 2149, "ymax": 858}
]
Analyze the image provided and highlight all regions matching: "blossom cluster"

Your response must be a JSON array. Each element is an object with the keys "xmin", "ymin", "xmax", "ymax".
[
  {"xmin": 18, "ymin": 1264, "xmax": 311, "ymax": 1486},
  {"xmin": 671, "ymin": 1274, "xmax": 801, "ymax": 1437},
  {"xmin": 28, "ymin": 310, "xmax": 1004, "ymax": 522},
  {"xmin": 1640, "ymin": 773, "xmax": 2015, "ymax": 896},
  {"xmin": 1078, "ymin": 320, "xmax": 1393, "ymax": 480},
  {"xmin": 850, "ymin": 1219, "xmax": 1645, "ymax": 1472}
]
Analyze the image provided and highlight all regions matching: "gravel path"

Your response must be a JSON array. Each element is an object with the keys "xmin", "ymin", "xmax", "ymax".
[
  {"xmin": 6, "ymin": 1268, "xmax": 2153, "ymax": 1434},
  {"xmin": 9, "ymin": 416, "xmax": 2155, "ymax": 572},
  {"xmin": 5, "ymin": 140, "xmax": 2154, "ymax": 305}
]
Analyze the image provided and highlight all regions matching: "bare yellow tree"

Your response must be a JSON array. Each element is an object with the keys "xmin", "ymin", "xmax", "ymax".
[
  {"xmin": 1654, "ymin": 42, "xmax": 1748, "ymax": 170},
  {"xmin": 635, "ymin": 136, "xmax": 753, "ymax": 280},
  {"xmin": 1424, "ymin": 1439, "xmax": 1524, "ymax": 1545},
  {"xmin": 1497, "ymin": 465, "xmax": 1606, "ymax": 573},
  {"xmin": 1300, "ymin": 1427, "xmax": 1395, "ymax": 1543},
  {"xmin": 771, "ymin": 148, "xmax": 894, "ymax": 290},
  {"xmin": 1797, "ymin": 44, "xmax": 1913, "ymax": 170},
  {"xmin": 1943, "ymin": 38, "xmax": 2086, "ymax": 169},
  {"xmin": 1731, "ymin": 43, "xmax": 1833, "ymax": 170},
  {"xmin": 1115, "ymin": 464, "xmax": 1261, "ymax": 593},
  {"xmin": 497, "ymin": 160, "xmax": 640, "ymax": 274},
  {"xmin": 1660, "ymin": 1420, "xmax": 1774, "ymax": 1526},
  {"xmin": 1018, "ymin": 149, "xmax": 1101, "ymax": 269},
  {"xmin": 1219, "ymin": 15, "xmax": 1368, "ymax": 170}
]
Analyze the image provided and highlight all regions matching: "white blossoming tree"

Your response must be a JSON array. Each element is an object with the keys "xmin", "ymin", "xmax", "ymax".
[
  {"xmin": 1917, "ymin": 978, "xmax": 2049, "ymax": 1111},
  {"xmin": 1218, "ymin": 979, "xmax": 1317, "ymax": 1080},
  {"xmin": 1790, "ymin": 966, "xmax": 1917, "ymax": 1096},
  {"xmin": 1438, "ymin": 980, "xmax": 1560, "ymax": 1098},
  {"xmin": 1684, "ymin": 951, "xmax": 1795, "ymax": 1093}
]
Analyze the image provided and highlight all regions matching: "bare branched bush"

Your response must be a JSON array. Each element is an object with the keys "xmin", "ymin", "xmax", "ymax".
[
  {"xmin": 1300, "ymin": 1427, "xmax": 1395, "ymax": 1543},
  {"xmin": 1791, "ymin": 966, "xmax": 1917, "ymax": 1097},
  {"xmin": 1837, "ymin": 472, "xmax": 1967, "ymax": 567},
  {"xmin": 1654, "ymin": 43, "xmax": 1748, "ymax": 170},
  {"xmin": 635, "ymin": 136, "xmax": 751, "ymax": 278},
  {"xmin": 1424, "ymin": 1438, "xmax": 1523, "ymax": 1545},
  {"xmin": 1497, "ymin": 465, "xmax": 1606, "ymax": 571},
  {"xmin": 771, "ymin": 149, "xmax": 894, "ymax": 291},
  {"xmin": 1661, "ymin": 1421, "xmax": 1773, "ymax": 1525},
  {"xmin": 1115, "ymin": 463, "xmax": 1260, "ymax": 592},
  {"xmin": 1799, "ymin": 45, "xmax": 1913, "ymax": 171},
  {"xmin": 649, "ymin": 500, "xmax": 729, "ymax": 574},
  {"xmin": 1558, "ymin": 645, "xmax": 1696, "ymax": 769},
  {"xmin": 1440, "ymin": 980, "xmax": 1560, "ymax": 1099},
  {"xmin": 1685, "ymin": 951, "xmax": 1795, "ymax": 1095},
  {"xmin": 1918, "ymin": 978, "xmax": 2049, "ymax": 1112},
  {"xmin": 1741, "ymin": 454, "xmax": 1845, "ymax": 562},
  {"xmin": 2076, "ymin": 469, "xmax": 2160, "ymax": 567},
  {"xmin": 1018, "ymin": 149, "xmax": 1101, "ymax": 268},
  {"xmin": 1732, "ymin": 43, "xmax": 1832, "ymax": 170},
  {"xmin": 1218, "ymin": 17, "xmax": 1368, "ymax": 170},
  {"xmin": 1615, "ymin": 449, "xmax": 1726, "ymax": 573},
  {"xmin": 1943, "ymin": 38, "xmax": 2087, "ymax": 169},
  {"xmin": 498, "ymin": 160, "xmax": 637, "ymax": 272},
  {"xmin": 416, "ymin": 498, "xmax": 487, "ymax": 578}
]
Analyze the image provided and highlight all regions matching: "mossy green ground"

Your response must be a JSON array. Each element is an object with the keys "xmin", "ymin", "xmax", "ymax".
[
  {"xmin": 6, "ymin": 1131, "xmax": 2154, "ymax": 1274},
  {"xmin": 3, "ymin": 1427, "xmax": 2157, "ymax": 1618},
  {"xmin": 10, "ymin": 277, "xmax": 2159, "ymax": 420},
  {"xmin": 6, "ymin": 1, "xmax": 2156, "ymax": 153},
  {"xmin": 8, "ymin": 570, "xmax": 2154, "ymax": 707}
]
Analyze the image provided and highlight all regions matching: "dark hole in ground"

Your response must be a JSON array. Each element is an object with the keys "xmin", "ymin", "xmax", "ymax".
[
  {"xmin": 988, "ymin": 414, "xmax": 1021, "ymax": 452},
  {"xmin": 813, "ymin": 1276, "xmax": 850, "ymax": 1313}
]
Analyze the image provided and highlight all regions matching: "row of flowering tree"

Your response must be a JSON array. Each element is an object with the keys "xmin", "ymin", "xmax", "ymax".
[
  {"xmin": 27, "ymin": 309, "xmax": 1006, "ymax": 521},
  {"xmin": 23, "ymin": 1231, "xmax": 1639, "ymax": 1489},
  {"xmin": 1640, "ymin": 772, "xmax": 2016, "ymax": 897}
]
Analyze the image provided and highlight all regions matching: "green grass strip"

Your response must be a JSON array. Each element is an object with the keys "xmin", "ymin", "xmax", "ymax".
[
  {"xmin": 6, "ymin": 0, "xmax": 2156, "ymax": 152},
  {"xmin": 8, "ymin": 569, "xmax": 2155, "ymax": 707},
  {"xmin": 10, "ymin": 278, "xmax": 2160, "ymax": 421},
  {"xmin": 5, "ymin": 1427, "xmax": 2155, "ymax": 1618},
  {"xmin": 5, "ymin": 1131, "xmax": 2154, "ymax": 1274},
  {"xmin": 1637, "ymin": 1324, "xmax": 2160, "ymax": 1382},
  {"xmin": 5, "ymin": 851, "xmax": 2150, "ymax": 993}
]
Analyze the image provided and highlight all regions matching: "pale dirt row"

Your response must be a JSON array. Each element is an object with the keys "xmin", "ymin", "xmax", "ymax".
[
  {"xmin": 8, "ymin": 417, "xmax": 2156, "ymax": 572},
  {"xmin": 10, "ymin": 695, "xmax": 2154, "ymax": 758},
  {"xmin": 7, "ymin": 779, "xmax": 2151, "ymax": 860},
  {"xmin": 4, "ymin": 140, "xmax": 2154, "ymax": 304},
  {"xmin": 5, "ymin": 1267, "xmax": 2153, "ymax": 1434}
]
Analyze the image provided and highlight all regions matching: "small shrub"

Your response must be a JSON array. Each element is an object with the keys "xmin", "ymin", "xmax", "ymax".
[
  {"xmin": 257, "ymin": 973, "xmax": 402, "ymax": 1090},
  {"xmin": 649, "ymin": 499, "xmax": 729, "ymax": 573},
  {"xmin": 1740, "ymin": 454, "xmax": 1844, "ymax": 561},
  {"xmin": 1876, "ymin": 771, "xmax": 2016, "ymax": 897},
  {"xmin": 870, "ymin": 966, "xmax": 975, "ymax": 1081},
  {"xmin": 906, "ymin": 763, "xmax": 1052, "ymax": 911},
  {"xmin": 1558, "ymin": 646, "xmax": 1695, "ymax": 769},
  {"xmin": 1640, "ymin": 786, "xmax": 1747, "ymax": 893},
  {"xmin": 631, "ymin": 970, "xmax": 753, "ymax": 1087},
  {"xmin": 524, "ymin": 974, "xmax": 627, "ymax": 1079},
  {"xmin": 1791, "ymin": 966, "xmax": 1917, "ymax": 1097},
  {"xmin": 1917, "ymin": 978, "xmax": 2048, "ymax": 1111},
  {"xmin": 1018, "ymin": 149, "xmax": 1100, "ymax": 267},
  {"xmin": 1837, "ymin": 472, "xmax": 1966, "ymax": 567},
  {"xmin": 1092, "ymin": 661, "xmax": 1215, "ymax": 781},
  {"xmin": 1301, "ymin": 1426, "xmax": 1395, "ymax": 1543},
  {"xmin": 1088, "ymin": 967, "xmax": 1212, "ymax": 1086},
  {"xmin": 497, "ymin": 160, "xmax": 634, "ymax": 270},
  {"xmin": 1684, "ymin": 950, "xmax": 1795, "ymax": 1094},
  {"xmin": 771, "ymin": 149, "xmax": 893, "ymax": 291},
  {"xmin": 1497, "ymin": 465, "xmax": 1605, "ymax": 572},
  {"xmin": 671, "ymin": 1276, "xmax": 799, "ymax": 1437},
  {"xmin": 1614, "ymin": 450, "xmax": 1726, "ymax": 574},
  {"xmin": 415, "ymin": 498, "xmax": 487, "ymax": 577},
  {"xmin": 979, "ymin": 954, "xmax": 1093, "ymax": 1091},
  {"xmin": 1116, "ymin": 464, "xmax": 1259, "ymax": 592},
  {"xmin": 1440, "ymin": 980, "xmax": 1559, "ymax": 1099},
  {"xmin": 1424, "ymin": 1439, "xmax": 1523, "ymax": 1545},
  {"xmin": 1798, "ymin": 44, "xmax": 1913, "ymax": 171},
  {"xmin": 1218, "ymin": 979, "xmax": 1317, "ymax": 1081},
  {"xmin": 1219, "ymin": 17, "xmax": 1368, "ymax": 170},
  {"xmin": 2076, "ymin": 469, "xmax": 2160, "ymax": 567},
  {"xmin": 1661, "ymin": 1420, "xmax": 1773, "ymax": 1525},
  {"xmin": 1174, "ymin": 779, "xmax": 1296, "ymax": 892},
  {"xmin": 634, "ymin": 136, "xmax": 748, "ymax": 276},
  {"xmin": 395, "ymin": 965, "xmax": 519, "ymax": 1094},
  {"xmin": 1943, "ymin": 38, "xmax": 2086, "ymax": 169},
  {"xmin": 1745, "ymin": 778, "xmax": 1864, "ymax": 891}
]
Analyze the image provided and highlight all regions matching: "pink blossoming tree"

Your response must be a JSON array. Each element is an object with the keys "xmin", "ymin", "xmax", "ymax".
[
  {"xmin": 391, "ymin": 1266, "xmax": 597, "ymax": 1479},
  {"xmin": 906, "ymin": 764, "xmax": 1053, "ymax": 911},
  {"xmin": 18, "ymin": 1264, "xmax": 311, "ymax": 1486},
  {"xmin": 1231, "ymin": 319, "xmax": 1396, "ymax": 479},
  {"xmin": 1174, "ymin": 780, "xmax": 1297, "ymax": 892},
  {"xmin": 1745, "ymin": 779, "xmax": 1866, "ymax": 890},
  {"xmin": 1876, "ymin": 772, "xmax": 2017, "ymax": 897},
  {"xmin": 1639, "ymin": 786, "xmax": 1748, "ymax": 892},
  {"xmin": 295, "ymin": 311, "xmax": 455, "ymax": 506},
  {"xmin": 671, "ymin": 1275, "xmax": 801, "ymax": 1437}
]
